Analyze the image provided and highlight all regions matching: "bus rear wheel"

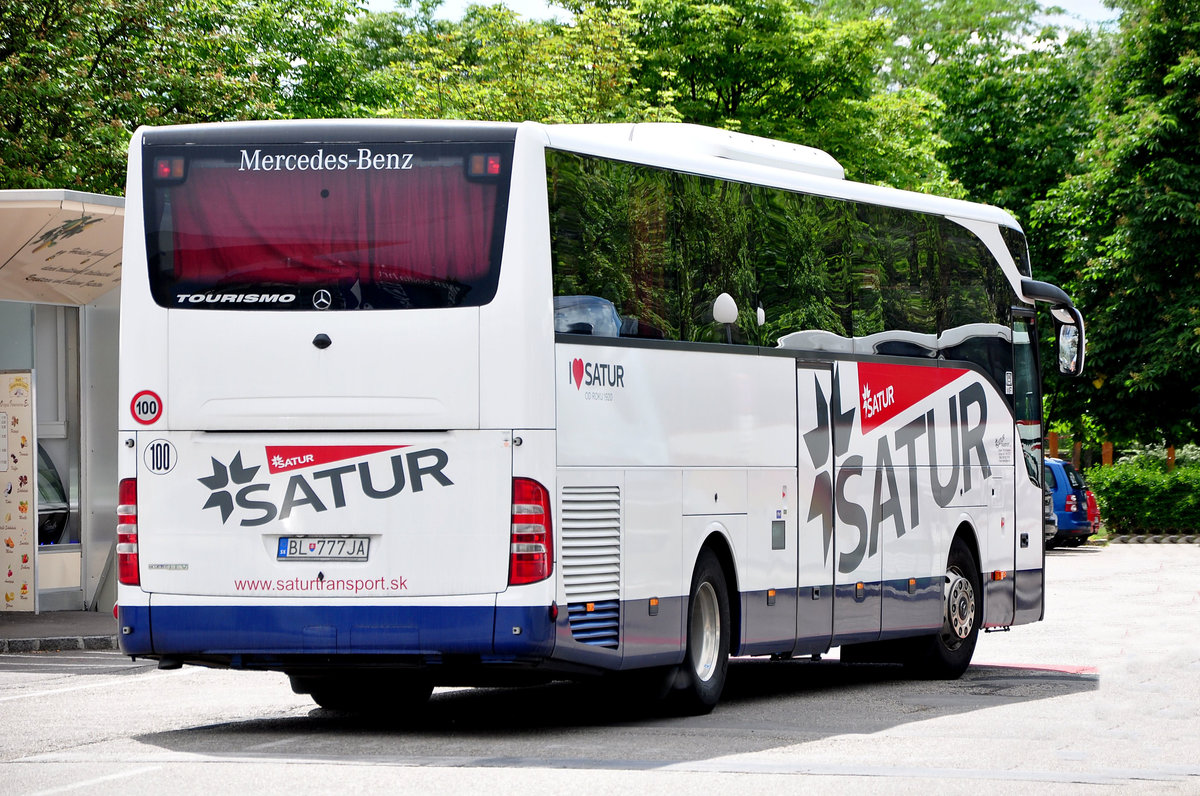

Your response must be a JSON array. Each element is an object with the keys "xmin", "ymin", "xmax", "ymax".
[
  {"xmin": 672, "ymin": 549, "xmax": 730, "ymax": 714},
  {"xmin": 905, "ymin": 536, "xmax": 981, "ymax": 680}
]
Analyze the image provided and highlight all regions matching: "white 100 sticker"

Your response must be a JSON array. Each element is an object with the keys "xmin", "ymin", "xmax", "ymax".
[
  {"xmin": 144, "ymin": 439, "xmax": 177, "ymax": 475},
  {"xmin": 131, "ymin": 390, "xmax": 163, "ymax": 425}
]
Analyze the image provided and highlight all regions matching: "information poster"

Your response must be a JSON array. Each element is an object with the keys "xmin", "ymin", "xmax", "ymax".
[{"xmin": 2, "ymin": 371, "xmax": 35, "ymax": 613}]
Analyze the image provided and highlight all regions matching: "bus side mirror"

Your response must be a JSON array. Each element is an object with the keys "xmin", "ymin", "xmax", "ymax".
[
  {"xmin": 1053, "ymin": 305, "xmax": 1085, "ymax": 377},
  {"xmin": 1021, "ymin": 279, "xmax": 1086, "ymax": 378}
]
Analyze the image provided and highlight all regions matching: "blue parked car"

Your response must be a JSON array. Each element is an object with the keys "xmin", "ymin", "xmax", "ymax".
[{"xmin": 1044, "ymin": 457, "xmax": 1094, "ymax": 547}]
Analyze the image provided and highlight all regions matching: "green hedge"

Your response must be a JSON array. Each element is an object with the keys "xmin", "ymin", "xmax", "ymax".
[{"xmin": 1085, "ymin": 462, "xmax": 1200, "ymax": 535}]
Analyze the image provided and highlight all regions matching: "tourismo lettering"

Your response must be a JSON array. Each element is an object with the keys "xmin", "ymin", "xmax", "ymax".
[
  {"xmin": 238, "ymin": 148, "xmax": 414, "ymax": 172},
  {"xmin": 175, "ymin": 293, "xmax": 296, "ymax": 304}
]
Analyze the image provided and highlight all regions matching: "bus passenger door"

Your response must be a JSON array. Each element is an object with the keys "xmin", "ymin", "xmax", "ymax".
[
  {"xmin": 1012, "ymin": 315, "xmax": 1045, "ymax": 624},
  {"xmin": 795, "ymin": 364, "xmax": 835, "ymax": 654}
]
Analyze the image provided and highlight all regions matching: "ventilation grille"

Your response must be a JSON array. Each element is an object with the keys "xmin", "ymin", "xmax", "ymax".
[{"xmin": 561, "ymin": 485, "xmax": 621, "ymax": 648}]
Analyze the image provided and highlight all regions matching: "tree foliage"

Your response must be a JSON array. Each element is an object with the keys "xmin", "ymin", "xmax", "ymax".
[
  {"xmin": 632, "ymin": 0, "xmax": 884, "ymax": 133},
  {"xmin": 1035, "ymin": 0, "xmax": 1200, "ymax": 443},
  {"xmin": 354, "ymin": 1, "xmax": 672, "ymax": 122},
  {"xmin": 0, "ymin": 0, "xmax": 368, "ymax": 193},
  {"xmin": 4, "ymin": 0, "xmax": 1197, "ymax": 444},
  {"xmin": 930, "ymin": 31, "xmax": 1104, "ymax": 228},
  {"xmin": 628, "ymin": 0, "xmax": 956, "ymax": 189},
  {"xmin": 819, "ymin": 0, "xmax": 1048, "ymax": 87}
]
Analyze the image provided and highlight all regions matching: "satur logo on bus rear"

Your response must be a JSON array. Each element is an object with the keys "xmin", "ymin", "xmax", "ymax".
[{"xmin": 198, "ymin": 445, "xmax": 454, "ymax": 526}]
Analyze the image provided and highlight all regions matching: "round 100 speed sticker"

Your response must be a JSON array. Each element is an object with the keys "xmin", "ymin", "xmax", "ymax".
[
  {"xmin": 143, "ymin": 439, "xmax": 177, "ymax": 475},
  {"xmin": 131, "ymin": 390, "xmax": 163, "ymax": 425}
]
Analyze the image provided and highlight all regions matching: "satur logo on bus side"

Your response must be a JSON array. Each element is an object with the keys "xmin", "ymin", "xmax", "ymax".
[
  {"xmin": 198, "ymin": 445, "xmax": 454, "ymax": 526},
  {"xmin": 804, "ymin": 363, "xmax": 993, "ymax": 574},
  {"xmin": 568, "ymin": 358, "xmax": 626, "ymax": 390}
]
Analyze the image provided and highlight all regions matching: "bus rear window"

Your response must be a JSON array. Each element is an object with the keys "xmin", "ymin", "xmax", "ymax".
[{"xmin": 144, "ymin": 142, "xmax": 513, "ymax": 310}]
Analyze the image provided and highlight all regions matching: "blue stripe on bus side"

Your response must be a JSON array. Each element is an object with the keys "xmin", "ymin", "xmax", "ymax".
[
  {"xmin": 619, "ymin": 595, "xmax": 686, "ymax": 668},
  {"xmin": 118, "ymin": 571, "xmax": 1040, "ymax": 664},
  {"xmin": 879, "ymin": 576, "xmax": 944, "ymax": 640},
  {"xmin": 117, "ymin": 605, "xmax": 153, "ymax": 656},
  {"xmin": 740, "ymin": 576, "xmax": 943, "ymax": 653},
  {"xmin": 129, "ymin": 604, "xmax": 554, "ymax": 659},
  {"xmin": 1013, "ymin": 567, "xmax": 1045, "ymax": 624},
  {"xmin": 984, "ymin": 575, "xmax": 1016, "ymax": 627}
]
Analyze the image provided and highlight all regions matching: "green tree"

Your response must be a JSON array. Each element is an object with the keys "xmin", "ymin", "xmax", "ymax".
[
  {"xmin": 818, "ymin": 0, "xmax": 1048, "ymax": 88},
  {"xmin": 355, "ymin": 1, "xmax": 674, "ymax": 122},
  {"xmin": 0, "ymin": 0, "xmax": 368, "ymax": 194},
  {"xmin": 930, "ymin": 31, "xmax": 1104, "ymax": 227},
  {"xmin": 624, "ymin": 0, "xmax": 957, "ymax": 189},
  {"xmin": 632, "ymin": 0, "xmax": 880, "ymax": 136},
  {"xmin": 1035, "ymin": 0, "xmax": 1200, "ymax": 443}
]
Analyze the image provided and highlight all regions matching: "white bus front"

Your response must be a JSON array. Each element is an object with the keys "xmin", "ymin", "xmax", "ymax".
[{"xmin": 116, "ymin": 121, "xmax": 560, "ymax": 702}]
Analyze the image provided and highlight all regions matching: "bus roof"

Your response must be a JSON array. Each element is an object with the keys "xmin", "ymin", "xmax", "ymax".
[
  {"xmin": 138, "ymin": 119, "xmax": 520, "ymax": 147},
  {"xmin": 133, "ymin": 119, "xmax": 1020, "ymax": 233},
  {"xmin": 539, "ymin": 122, "xmax": 1022, "ymax": 233}
]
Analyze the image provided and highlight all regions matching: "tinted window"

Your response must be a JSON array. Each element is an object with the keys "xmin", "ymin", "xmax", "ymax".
[
  {"xmin": 1000, "ymin": 226, "xmax": 1032, "ymax": 278},
  {"xmin": 546, "ymin": 150, "xmax": 1016, "ymax": 361},
  {"xmin": 1014, "ymin": 318, "xmax": 1042, "ymax": 484},
  {"xmin": 145, "ymin": 142, "xmax": 513, "ymax": 310},
  {"xmin": 1061, "ymin": 462, "xmax": 1084, "ymax": 489}
]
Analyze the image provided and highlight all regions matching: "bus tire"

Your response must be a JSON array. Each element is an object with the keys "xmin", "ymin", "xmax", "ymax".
[
  {"xmin": 906, "ymin": 536, "xmax": 981, "ymax": 680},
  {"xmin": 672, "ymin": 549, "xmax": 731, "ymax": 714}
]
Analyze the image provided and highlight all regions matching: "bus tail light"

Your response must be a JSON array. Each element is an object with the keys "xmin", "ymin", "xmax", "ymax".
[
  {"xmin": 117, "ymin": 478, "xmax": 140, "ymax": 586},
  {"xmin": 509, "ymin": 477, "xmax": 552, "ymax": 586}
]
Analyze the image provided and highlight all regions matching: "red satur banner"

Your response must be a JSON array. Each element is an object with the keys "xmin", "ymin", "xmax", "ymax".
[
  {"xmin": 857, "ymin": 362, "xmax": 969, "ymax": 434},
  {"xmin": 264, "ymin": 445, "xmax": 409, "ymax": 474}
]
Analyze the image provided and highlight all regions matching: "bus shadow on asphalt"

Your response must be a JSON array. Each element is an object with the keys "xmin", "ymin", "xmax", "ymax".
[
  {"xmin": 1045, "ymin": 545, "xmax": 1107, "ymax": 556},
  {"xmin": 137, "ymin": 658, "xmax": 1098, "ymax": 759}
]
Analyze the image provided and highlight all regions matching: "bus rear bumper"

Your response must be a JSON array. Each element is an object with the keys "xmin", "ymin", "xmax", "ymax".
[{"xmin": 117, "ymin": 602, "xmax": 556, "ymax": 665}]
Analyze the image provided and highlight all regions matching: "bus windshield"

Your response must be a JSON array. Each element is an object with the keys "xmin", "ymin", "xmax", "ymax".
[{"xmin": 144, "ymin": 141, "xmax": 513, "ymax": 311}]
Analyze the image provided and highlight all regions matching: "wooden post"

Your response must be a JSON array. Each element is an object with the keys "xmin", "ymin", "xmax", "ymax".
[
  {"xmin": 1102, "ymin": 441, "xmax": 1114, "ymax": 466},
  {"xmin": 1168, "ymin": 445, "xmax": 1176, "ymax": 471},
  {"xmin": 1048, "ymin": 431, "xmax": 1059, "ymax": 459},
  {"xmin": 1073, "ymin": 442, "xmax": 1083, "ymax": 469}
]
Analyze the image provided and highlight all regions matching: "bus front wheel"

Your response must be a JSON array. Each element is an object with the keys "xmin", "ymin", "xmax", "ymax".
[
  {"xmin": 672, "ymin": 549, "xmax": 730, "ymax": 714},
  {"xmin": 906, "ymin": 536, "xmax": 981, "ymax": 679}
]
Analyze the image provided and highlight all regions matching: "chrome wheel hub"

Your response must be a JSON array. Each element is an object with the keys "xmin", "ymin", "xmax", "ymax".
[
  {"xmin": 691, "ymin": 581, "xmax": 720, "ymax": 682},
  {"xmin": 944, "ymin": 571, "xmax": 975, "ymax": 643}
]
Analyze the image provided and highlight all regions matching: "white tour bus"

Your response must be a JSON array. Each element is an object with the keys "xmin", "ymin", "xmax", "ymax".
[{"xmin": 116, "ymin": 120, "xmax": 1085, "ymax": 713}]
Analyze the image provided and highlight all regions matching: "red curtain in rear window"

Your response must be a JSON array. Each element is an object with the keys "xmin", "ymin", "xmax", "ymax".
[{"xmin": 170, "ymin": 161, "xmax": 496, "ymax": 287}]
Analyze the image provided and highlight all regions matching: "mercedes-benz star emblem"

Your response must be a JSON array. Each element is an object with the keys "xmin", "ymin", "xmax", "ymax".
[{"xmin": 312, "ymin": 289, "xmax": 333, "ymax": 310}]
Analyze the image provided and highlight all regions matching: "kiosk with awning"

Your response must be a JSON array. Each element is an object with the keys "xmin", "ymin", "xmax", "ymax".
[{"xmin": 1, "ymin": 189, "xmax": 122, "ymax": 612}]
